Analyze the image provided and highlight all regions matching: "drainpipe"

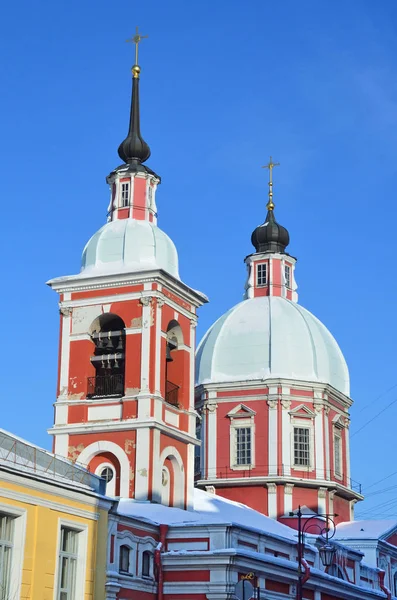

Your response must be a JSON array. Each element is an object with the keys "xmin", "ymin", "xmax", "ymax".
[
  {"xmin": 379, "ymin": 570, "xmax": 391, "ymax": 600},
  {"xmin": 155, "ymin": 524, "xmax": 169, "ymax": 600}
]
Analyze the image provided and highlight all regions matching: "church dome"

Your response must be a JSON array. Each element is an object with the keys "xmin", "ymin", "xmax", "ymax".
[
  {"xmin": 81, "ymin": 219, "xmax": 179, "ymax": 279},
  {"xmin": 196, "ymin": 296, "xmax": 349, "ymax": 395}
]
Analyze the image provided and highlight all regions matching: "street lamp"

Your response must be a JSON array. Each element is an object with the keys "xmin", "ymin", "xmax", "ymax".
[{"xmin": 289, "ymin": 506, "xmax": 337, "ymax": 600}]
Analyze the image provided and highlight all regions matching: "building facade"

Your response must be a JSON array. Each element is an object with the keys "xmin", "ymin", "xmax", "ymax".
[
  {"xmin": 0, "ymin": 428, "xmax": 110, "ymax": 600},
  {"xmin": 41, "ymin": 35, "xmax": 397, "ymax": 600}
]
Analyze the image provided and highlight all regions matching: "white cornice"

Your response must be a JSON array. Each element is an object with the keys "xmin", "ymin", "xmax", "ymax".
[
  {"xmin": 48, "ymin": 268, "xmax": 207, "ymax": 306},
  {"xmin": 48, "ymin": 418, "xmax": 200, "ymax": 446}
]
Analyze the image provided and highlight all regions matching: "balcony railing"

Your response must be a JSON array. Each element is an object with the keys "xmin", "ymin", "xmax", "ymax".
[
  {"xmin": 87, "ymin": 374, "xmax": 124, "ymax": 398},
  {"xmin": 165, "ymin": 381, "xmax": 180, "ymax": 407}
]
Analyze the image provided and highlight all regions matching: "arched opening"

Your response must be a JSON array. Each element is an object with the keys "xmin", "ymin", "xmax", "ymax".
[
  {"xmin": 164, "ymin": 320, "xmax": 185, "ymax": 409},
  {"xmin": 88, "ymin": 313, "xmax": 126, "ymax": 398},
  {"xmin": 90, "ymin": 452, "xmax": 121, "ymax": 497},
  {"xmin": 160, "ymin": 447, "xmax": 185, "ymax": 508},
  {"xmin": 77, "ymin": 441, "xmax": 130, "ymax": 497}
]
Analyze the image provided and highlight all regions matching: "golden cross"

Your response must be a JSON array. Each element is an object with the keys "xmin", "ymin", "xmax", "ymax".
[
  {"xmin": 262, "ymin": 156, "xmax": 280, "ymax": 210},
  {"xmin": 127, "ymin": 26, "xmax": 148, "ymax": 65}
]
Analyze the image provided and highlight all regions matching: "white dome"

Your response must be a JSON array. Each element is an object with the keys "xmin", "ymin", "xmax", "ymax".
[
  {"xmin": 196, "ymin": 296, "xmax": 349, "ymax": 395},
  {"xmin": 81, "ymin": 219, "xmax": 179, "ymax": 279}
]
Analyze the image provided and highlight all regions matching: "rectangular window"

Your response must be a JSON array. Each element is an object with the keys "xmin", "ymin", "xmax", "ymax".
[
  {"xmin": 285, "ymin": 264, "xmax": 291, "ymax": 288},
  {"xmin": 293, "ymin": 427, "xmax": 310, "ymax": 467},
  {"xmin": 236, "ymin": 427, "xmax": 252, "ymax": 466},
  {"xmin": 121, "ymin": 182, "xmax": 130, "ymax": 207},
  {"xmin": 0, "ymin": 513, "xmax": 14, "ymax": 599},
  {"xmin": 334, "ymin": 432, "xmax": 342, "ymax": 475},
  {"xmin": 57, "ymin": 527, "xmax": 78, "ymax": 600},
  {"xmin": 257, "ymin": 263, "xmax": 267, "ymax": 286}
]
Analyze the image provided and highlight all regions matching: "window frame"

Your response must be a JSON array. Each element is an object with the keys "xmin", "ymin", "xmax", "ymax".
[
  {"xmin": 142, "ymin": 550, "xmax": 152, "ymax": 578},
  {"xmin": 292, "ymin": 425, "xmax": 313, "ymax": 470},
  {"xmin": 0, "ymin": 504, "xmax": 26, "ymax": 600},
  {"xmin": 333, "ymin": 429, "xmax": 343, "ymax": 478},
  {"xmin": 119, "ymin": 544, "xmax": 132, "ymax": 575},
  {"xmin": 256, "ymin": 263, "xmax": 268, "ymax": 287},
  {"xmin": 120, "ymin": 181, "xmax": 130, "ymax": 208},
  {"xmin": 95, "ymin": 462, "xmax": 116, "ymax": 496},
  {"xmin": 55, "ymin": 519, "xmax": 88, "ymax": 600},
  {"xmin": 284, "ymin": 264, "xmax": 291, "ymax": 288},
  {"xmin": 229, "ymin": 412, "xmax": 256, "ymax": 471}
]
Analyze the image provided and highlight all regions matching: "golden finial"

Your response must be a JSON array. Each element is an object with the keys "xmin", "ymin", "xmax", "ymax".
[
  {"xmin": 127, "ymin": 26, "xmax": 148, "ymax": 78},
  {"xmin": 262, "ymin": 156, "xmax": 280, "ymax": 211}
]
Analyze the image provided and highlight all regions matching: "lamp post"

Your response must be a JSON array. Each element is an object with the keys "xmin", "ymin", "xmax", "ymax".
[{"xmin": 290, "ymin": 506, "xmax": 337, "ymax": 600}]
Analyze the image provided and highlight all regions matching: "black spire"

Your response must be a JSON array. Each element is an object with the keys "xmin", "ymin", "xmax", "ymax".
[
  {"xmin": 251, "ymin": 157, "xmax": 290, "ymax": 253},
  {"xmin": 118, "ymin": 64, "xmax": 151, "ymax": 165}
]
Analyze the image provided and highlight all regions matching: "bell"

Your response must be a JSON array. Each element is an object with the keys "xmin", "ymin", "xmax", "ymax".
[
  {"xmin": 101, "ymin": 358, "xmax": 105, "ymax": 369},
  {"xmin": 166, "ymin": 345, "xmax": 173, "ymax": 363},
  {"xmin": 106, "ymin": 332, "xmax": 114, "ymax": 349},
  {"xmin": 117, "ymin": 336, "xmax": 124, "ymax": 350},
  {"xmin": 114, "ymin": 357, "xmax": 119, "ymax": 368},
  {"xmin": 97, "ymin": 333, "xmax": 104, "ymax": 348},
  {"xmin": 107, "ymin": 358, "xmax": 112, "ymax": 370}
]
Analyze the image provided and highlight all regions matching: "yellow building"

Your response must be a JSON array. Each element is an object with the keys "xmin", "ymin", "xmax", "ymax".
[{"xmin": 0, "ymin": 429, "xmax": 111, "ymax": 600}]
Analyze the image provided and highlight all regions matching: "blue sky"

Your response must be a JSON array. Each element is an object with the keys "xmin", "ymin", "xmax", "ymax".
[{"xmin": 2, "ymin": 0, "xmax": 397, "ymax": 518}]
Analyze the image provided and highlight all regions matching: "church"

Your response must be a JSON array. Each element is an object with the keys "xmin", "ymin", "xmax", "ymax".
[{"xmin": 45, "ymin": 31, "xmax": 397, "ymax": 600}]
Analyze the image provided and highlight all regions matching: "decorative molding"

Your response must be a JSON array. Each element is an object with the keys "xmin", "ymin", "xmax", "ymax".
[
  {"xmin": 60, "ymin": 306, "xmax": 72, "ymax": 316},
  {"xmin": 285, "ymin": 483, "xmax": 294, "ymax": 495},
  {"xmin": 318, "ymin": 487, "xmax": 327, "ymax": 499},
  {"xmin": 281, "ymin": 400, "xmax": 291, "ymax": 410},
  {"xmin": 206, "ymin": 403, "xmax": 218, "ymax": 413},
  {"xmin": 267, "ymin": 400, "xmax": 278, "ymax": 410},
  {"xmin": 314, "ymin": 403, "xmax": 324, "ymax": 413},
  {"xmin": 227, "ymin": 404, "xmax": 256, "ymax": 418},
  {"xmin": 140, "ymin": 296, "xmax": 153, "ymax": 307},
  {"xmin": 267, "ymin": 483, "xmax": 277, "ymax": 494}
]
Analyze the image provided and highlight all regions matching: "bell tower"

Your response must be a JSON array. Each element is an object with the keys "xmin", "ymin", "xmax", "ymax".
[{"xmin": 48, "ymin": 31, "xmax": 207, "ymax": 509}]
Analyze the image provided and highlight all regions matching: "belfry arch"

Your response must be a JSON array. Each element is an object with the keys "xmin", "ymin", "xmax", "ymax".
[{"xmin": 88, "ymin": 313, "xmax": 126, "ymax": 398}]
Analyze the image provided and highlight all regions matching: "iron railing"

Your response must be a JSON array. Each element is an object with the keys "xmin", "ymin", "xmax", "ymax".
[
  {"xmin": 87, "ymin": 374, "xmax": 124, "ymax": 398},
  {"xmin": 165, "ymin": 380, "xmax": 180, "ymax": 407}
]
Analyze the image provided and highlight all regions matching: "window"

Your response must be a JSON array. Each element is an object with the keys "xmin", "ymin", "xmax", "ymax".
[
  {"xmin": 57, "ymin": 527, "xmax": 78, "ymax": 600},
  {"xmin": 142, "ymin": 550, "xmax": 151, "ymax": 577},
  {"xmin": 334, "ymin": 432, "xmax": 342, "ymax": 476},
  {"xmin": 0, "ymin": 513, "xmax": 14, "ymax": 599},
  {"xmin": 121, "ymin": 182, "xmax": 130, "ymax": 207},
  {"xmin": 119, "ymin": 545, "xmax": 131, "ymax": 574},
  {"xmin": 100, "ymin": 466, "xmax": 114, "ymax": 483},
  {"xmin": 294, "ymin": 427, "xmax": 310, "ymax": 467},
  {"xmin": 236, "ymin": 427, "xmax": 252, "ymax": 466},
  {"xmin": 257, "ymin": 263, "xmax": 267, "ymax": 286},
  {"xmin": 284, "ymin": 264, "xmax": 291, "ymax": 288}
]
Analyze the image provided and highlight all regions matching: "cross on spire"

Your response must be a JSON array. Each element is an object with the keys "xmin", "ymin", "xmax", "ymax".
[
  {"xmin": 262, "ymin": 156, "xmax": 280, "ymax": 211},
  {"xmin": 127, "ymin": 26, "xmax": 148, "ymax": 68}
]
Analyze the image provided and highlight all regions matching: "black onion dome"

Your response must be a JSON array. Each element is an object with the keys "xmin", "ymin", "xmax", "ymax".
[
  {"xmin": 118, "ymin": 68, "xmax": 151, "ymax": 164},
  {"xmin": 251, "ymin": 209, "xmax": 290, "ymax": 253}
]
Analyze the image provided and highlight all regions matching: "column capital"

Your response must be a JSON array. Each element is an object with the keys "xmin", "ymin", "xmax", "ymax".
[
  {"xmin": 314, "ymin": 403, "xmax": 324, "ymax": 414},
  {"xmin": 156, "ymin": 297, "xmax": 165, "ymax": 308},
  {"xmin": 267, "ymin": 483, "xmax": 277, "ymax": 494},
  {"xmin": 285, "ymin": 483, "xmax": 294, "ymax": 495},
  {"xmin": 267, "ymin": 399, "xmax": 278, "ymax": 410},
  {"xmin": 59, "ymin": 306, "xmax": 72, "ymax": 317},
  {"xmin": 281, "ymin": 399, "xmax": 291, "ymax": 410},
  {"xmin": 140, "ymin": 295, "xmax": 153, "ymax": 307}
]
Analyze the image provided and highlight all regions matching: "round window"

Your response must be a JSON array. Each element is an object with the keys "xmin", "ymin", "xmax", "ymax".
[{"xmin": 100, "ymin": 466, "xmax": 114, "ymax": 483}]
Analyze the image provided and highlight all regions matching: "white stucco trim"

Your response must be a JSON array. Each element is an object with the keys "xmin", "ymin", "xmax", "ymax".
[
  {"xmin": 76, "ymin": 441, "xmax": 130, "ymax": 497},
  {"xmin": 140, "ymin": 298, "xmax": 152, "ymax": 392},
  {"xmin": 53, "ymin": 518, "xmax": 88, "ymax": 600},
  {"xmin": 315, "ymin": 407, "xmax": 325, "ymax": 479},
  {"xmin": 206, "ymin": 398, "xmax": 217, "ymax": 480},
  {"xmin": 59, "ymin": 310, "xmax": 71, "ymax": 395},
  {"xmin": 135, "ymin": 428, "xmax": 150, "ymax": 501},
  {"xmin": 0, "ymin": 503, "xmax": 26, "ymax": 600},
  {"xmin": 268, "ymin": 402, "xmax": 278, "ymax": 476}
]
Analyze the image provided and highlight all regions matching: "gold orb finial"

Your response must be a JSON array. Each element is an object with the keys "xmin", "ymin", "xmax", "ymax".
[{"xmin": 132, "ymin": 64, "xmax": 141, "ymax": 79}]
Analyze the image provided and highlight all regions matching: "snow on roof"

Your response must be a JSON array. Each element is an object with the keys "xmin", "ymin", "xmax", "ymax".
[
  {"xmin": 117, "ymin": 488, "xmax": 297, "ymax": 542},
  {"xmin": 335, "ymin": 520, "xmax": 397, "ymax": 540}
]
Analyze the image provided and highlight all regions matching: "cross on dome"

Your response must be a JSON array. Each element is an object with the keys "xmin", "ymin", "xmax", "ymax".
[
  {"xmin": 127, "ymin": 26, "xmax": 148, "ymax": 78},
  {"xmin": 262, "ymin": 156, "xmax": 280, "ymax": 211}
]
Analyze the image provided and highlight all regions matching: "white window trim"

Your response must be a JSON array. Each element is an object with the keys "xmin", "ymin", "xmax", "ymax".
[
  {"xmin": 230, "ymin": 416, "xmax": 255, "ymax": 470},
  {"xmin": 0, "ymin": 503, "xmax": 26, "ymax": 600},
  {"xmin": 95, "ymin": 462, "xmax": 116, "ymax": 496},
  {"xmin": 291, "ymin": 420, "xmax": 315, "ymax": 472},
  {"xmin": 284, "ymin": 264, "xmax": 291, "ymax": 288},
  {"xmin": 116, "ymin": 531, "xmax": 156, "ymax": 579},
  {"xmin": 333, "ymin": 427, "xmax": 343, "ymax": 480},
  {"xmin": 54, "ymin": 519, "xmax": 88, "ymax": 600},
  {"xmin": 256, "ymin": 262, "xmax": 268, "ymax": 287},
  {"xmin": 120, "ymin": 181, "xmax": 130, "ymax": 208}
]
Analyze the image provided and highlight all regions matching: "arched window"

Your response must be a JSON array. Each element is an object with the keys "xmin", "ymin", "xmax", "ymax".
[
  {"xmin": 119, "ymin": 545, "xmax": 131, "ymax": 574},
  {"xmin": 164, "ymin": 320, "xmax": 184, "ymax": 408},
  {"xmin": 142, "ymin": 550, "xmax": 152, "ymax": 577},
  {"xmin": 88, "ymin": 314, "xmax": 126, "ymax": 398}
]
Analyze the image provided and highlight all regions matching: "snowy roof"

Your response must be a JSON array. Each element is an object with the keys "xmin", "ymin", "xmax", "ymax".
[
  {"xmin": 0, "ymin": 428, "xmax": 104, "ymax": 495},
  {"xmin": 335, "ymin": 520, "xmax": 397, "ymax": 540},
  {"xmin": 196, "ymin": 296, "xmax": 350, "ymax": 396},
  {"xmin": 118, "ymin": 488, "xmax": 297, "ymax": 542}
]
